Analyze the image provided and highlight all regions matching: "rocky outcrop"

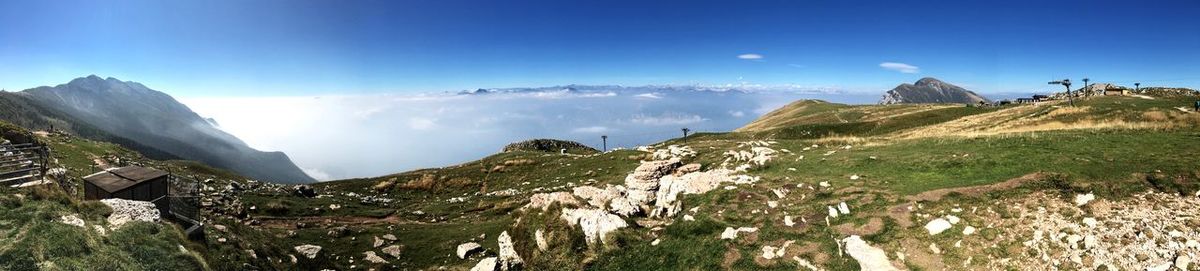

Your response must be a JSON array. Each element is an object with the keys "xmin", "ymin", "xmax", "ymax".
[
  {"xmin": 100, "ymin": 199, "xmax": 160, "ymax": 228},
  {"xmin": 878, "ymin": 77, "xmax": 989, "ymax": 105},
  {"xmin": 502, "ymin": 139, "xmax": 598, "ymax": 154},
  {"xmin": 381, "ymin": 245, "xmax": 403, "ymax": 259},
  {"xmin": 572, "ymin": 185, "xmax": 624, "ymax": 209},
  {"xmin": 624, "ymin": 158, "xmax": 682, "ymax": 211},
  {"xmin": 471, "ymin": 257, "xmax": 498, "ymax": 271},
  {"xmin": 524, "ymin": 192, "xmax": 579, "ymax": 210},
  {"xmin": 362, "ymin": 251, "xmax": 387, "ymax": 263},
  {"xmin": 561, "ymin": 208, "xmax": 628, "ymax": 245}
]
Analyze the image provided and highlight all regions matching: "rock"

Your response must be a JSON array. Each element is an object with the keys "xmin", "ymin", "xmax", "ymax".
[
  {"xmin": 1146, "ymin": 262, "xmax": 1171, "ymax": 271},
  {"xmin": 850, "ymin": 175, "xmax": 860, "ymax": 180},
  {"xmin": 100, "ymin": 199, "xmax": 160, "ymax": 229},
  {"xmin": 828, "ymin": 206, "xmax": 839, "ymax": 218},
  {"xmin": 535, "ymin": 229, "xmax": 549, "ymax": 251},
  {"xmin": 963, "ymin": 226, "xmax": 976, "ymax": 235},
  {"xmin": 572, "ymin": 185, "xmax": 623, "ymax": 209},
  {"xmin": 1075, "ymin": 193, "xmax": 1095, "ymax": 206},
  {"xmin": 925, "ymin": 218, "xmax": 952, "ymax": 235},
  {"xmin": 497, "ymin": 231, "xmax": 523, "ymax": 270},
  {"xmin": 843, "ymin": 235, "xmax": 899, "ymax": 271},
  {"xmin": 58, "ymin": 214, "xmax": 85, "ymax": 228},
  {"xmin": 294, "ymin": 244, "xmax": 322, "ymax": 259},
  {"xmin": 525, "ymin": 191, "xmax": 579, "ymax": 210},
  {"xmin": 624, "ymin": 159, "xmax": 682, "ymax": 207},
  {"xmin": 721, "ymin": 227, "xmax": 758, "ymax": 240},
  {"xmin": 683, "ymin": 214, "xmax": 695, "ymax": 221},
  {"xmin": 561, "ymin": 208, "xmax": 628, "ymax": 245},
  {"xmin": 373, "ymin": 236, "xmax": 385, "ymax": 248},
  {"xmin": 651, "ymin": 169, "xmax": 739, "ymax": 217},
  {"xmin": 381, "ymin": 245, "xmax": 403, "ymax": 259},
  {"xmin": 784, "ymin": 215, "xmax": 795, "ymax": 227},
  {"xmin": 457, "ymin": 242, "xmax": 483, "ymax": 259},
  {"xmin": 1082, "ymin": 217, "xmax": 1098, "ymax": 228},
  {"xmin": 651, "ymin": 239, "xmax": 661, "ymax": 246},
  {"xmin": 362, "ymin": 251, "xmax": 387, "ymax": 263},
  {"xmin": 929, "ymin": 243, "xmax": 941, "ymax": 254},
  {"xmin": 1177, "ymin": 255, "xmax": 1191, "ymax": 270},
  {"xmin": 838, "ymin": 202, "xmax": 851, "ymax": 214},
  {"xmin": 382, "ymin": 234, "xmax": 396, "ymax": 241},
  {"xmin": 675, "ymin": 163, "xmax": 702, "ymax": 175},
  {"xmin": 293, "ymin": 185, "xmax": 317, "ymax": 197},
  {"xmin": 328, "ymin": 204, "xmax": 341, "ymax": 210},
  {"xmin": 945, "ymin": 215, "xmax": 960, "ymax": 224},
  {"xmin": 471, "ymin": 257, "xmax": 499, "ymax": 271}
]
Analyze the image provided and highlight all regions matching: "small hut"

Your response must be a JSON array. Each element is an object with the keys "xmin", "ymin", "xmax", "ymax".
[{"xmin": 84, "ymin": 166, "xmax": 169, "ymax": 214}]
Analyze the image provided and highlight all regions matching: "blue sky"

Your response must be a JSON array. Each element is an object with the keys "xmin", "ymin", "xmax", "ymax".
[{"xmin": 2, "ymin": 0, "xmax": 1199, "ymax": 97}]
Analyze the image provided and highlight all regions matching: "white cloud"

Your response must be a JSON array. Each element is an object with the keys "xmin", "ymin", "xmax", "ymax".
[
  {"xmin": 630, "ymin": 112, "xmax": 708, "ymax": 126},
  {"xmin": 407, "ymin": 117, "xmax": 436, "ymax": 130},
  {"xmin": 571, "ymin": 126, "xmax": 612, "ymax": 133},
  {"xmin": 787, "ymin": 64, "xmax": 805, "ymax": 68},
  {"xmin": 728, "ymin": 110, "xmax": 746, "ymax": 117},
  {"xmin": 303, "ymin": 167, "xmax": 333, "ymax": 182},
  {"xmin": 633, "ymin": 93, "xmax": 663, "ymax": 99},
  {"xmin": 879, "ymin": 62, "xmax": 919, "ymax": 73},
  {"xmin": 737, "ymin": 54, "xmax": 764, "ymax": 60}
]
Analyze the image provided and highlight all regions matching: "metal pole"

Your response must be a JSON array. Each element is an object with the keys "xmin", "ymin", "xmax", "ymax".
[
  {"xmin": 681, "ymin": 128, "xmax": 690, "ymax": 143},
  {"xmin": 601, "ymin": 135, "xmax": 607, "ymax": 152}
]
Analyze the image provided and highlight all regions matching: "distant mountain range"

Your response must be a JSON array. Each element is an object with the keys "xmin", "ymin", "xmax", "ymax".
[
  {"xmin": 0, "ymin": 75, "xmax": 314, "ymax": 183},
  {"xmin": 878, "ymin": 77, "xmax": 990, "ymax": 105},
  {"xmin": 457, "ymin": 84, "xmax": 845, "ymax": 95}
]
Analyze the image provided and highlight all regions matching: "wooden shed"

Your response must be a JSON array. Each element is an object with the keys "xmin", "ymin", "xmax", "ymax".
[{"xmin": 84, "ymin": 166, "xmax": 170, "ymax": 214}]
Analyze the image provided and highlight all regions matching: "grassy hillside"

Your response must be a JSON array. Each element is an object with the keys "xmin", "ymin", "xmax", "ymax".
[{"xmin": 3, "ymin": 93, "xmax": 1200, "ymax": 270}]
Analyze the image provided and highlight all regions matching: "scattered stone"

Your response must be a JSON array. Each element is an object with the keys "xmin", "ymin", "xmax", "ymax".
[
  {"xmin": 373, "ymin": 236, "xmax": 385, "ymax": 248},
  {"xmin": 381, "ymin": 245, "xmax": 403, "ymax": 259},
  {"xmin": 362, "ymin": 251, "xmax": 387, "ymax": 264},
  {"xmin": 1074, "ymin": 193, "xmax": 1095, "ymax": 206},
  {"xmin": 293, "ymin": 185, "xmax": 317, "ymax": 197},
  {"xmin": 651, "ymin": 239, "xmax": 661, "ymax": 246},
  {"xmin": 721, "ymin": 227, "xmax": 758, "ymax": 240},
  {"xmin": 294, "ymin": 244, "xmax": 322, "ymax": 259},
  {"xmin": 850, "ymin": 175, "xmax": 860, "ymax": 180},
  {"xmin": 843, "ymin": 235, "xmax": 899, "ymax": 271},
  {"xmin": 382, "ymin": 234, "xmax": 396, "ymax": 241},
  {"xmin": 838, "ymin": 202, "xmax": 851, "ymax": 214},
  {"xmin": 683, "ymin": 214, "xmax": 695, "ymax": 221},
  {"xmin": 100, "ymin": 199, "xmax": 160, "ymax": 229},
  {"xmin": 784, "ymin": 215, "xmax": 795, "ymax": 227},
  {"xmin": 457, "ymin": 242, "xmax": 483, "ymax": 259},
  {"xmin": 827, "ymin": 206, "xmax": 839, "ymax": 218},
  {"xmin": 819, "ymin": 181, "xmax": 831, "ymax": 188},
  {"xmin": 58, "ymin": 214, "xmax": 85, "ymax": 228},
  {"xmin": 925, "ymin": 218, "xmax": 952, "ymax": 235},
  {"xmin": 963, "ymin": 226, "xmax": 976, "ymax": 235}
]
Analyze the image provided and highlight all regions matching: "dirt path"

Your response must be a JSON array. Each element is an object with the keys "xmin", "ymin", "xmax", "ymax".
[{"xmin": 885, "ymin": 172, "xmax": 1044, "ymax": 227}]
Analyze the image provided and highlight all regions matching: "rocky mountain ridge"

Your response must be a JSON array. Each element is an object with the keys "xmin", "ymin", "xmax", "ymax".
[{"xmin": 879, "ymin": 77, "xmax": 990, "ymax": 105}]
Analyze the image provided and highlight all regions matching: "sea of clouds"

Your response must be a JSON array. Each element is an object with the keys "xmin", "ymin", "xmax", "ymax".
[{"xmin": 182, "ymin": 86, "xmax": 876, "ymax": 181}]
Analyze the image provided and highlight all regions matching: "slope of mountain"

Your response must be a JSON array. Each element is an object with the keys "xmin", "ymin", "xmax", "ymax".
[
  {"xmin": 878, "ymin": 77, "xmax": 990, "ymax": 104},
  {"xmin": 14, "ymin": 75, "xmax": 314, "ymax": 183}
]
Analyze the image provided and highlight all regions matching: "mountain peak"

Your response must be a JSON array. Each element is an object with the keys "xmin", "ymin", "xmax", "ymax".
[{"xmin": 914, "ymin": 77, "xmax": 945, "ymax": 86}]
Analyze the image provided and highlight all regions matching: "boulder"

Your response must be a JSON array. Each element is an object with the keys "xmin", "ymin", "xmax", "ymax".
[
  {"xmin": 293, "ymin": 185, "xmax": 317, "ymax": 197},
  {"xmin": 373, "ymin": 236, "xmax": 385, "ymax": 248},
  {"xmin": 470, "ymin": 257, "xmax": 498, "ymax": 271},
  {"xmin": 497, "ymin": 231, "xmax": 523, "ymax": 270},
  {"xmin": 294, "ymin": 244, "xmax": 322, "ymax": 259},
  {"xmin": 624, "ymin": 159, "xmax": 682, "ymax": 206},
  {"xmin": 457, "ymin": 242, "xmax": 483, "ymax": 259},
  {"xmin": 721, "ymin": 227, "xmax": 758, "ymax": 240},
  {"xmin": 100, "ymin": 199, "xmax": 160, "ymax": 228},
  {"xmin": 561, "ymin": 208, "xmax": 628, "ymax": 245},
  {"xmin": 573, "ymin": 185, "xmax": 624, "ymax": 209}
]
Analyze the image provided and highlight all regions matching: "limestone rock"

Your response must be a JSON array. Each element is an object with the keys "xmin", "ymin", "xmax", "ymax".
[
  {"xmin": 381, "ymin": 245, "xmax": 403, "ymax": 259},
  {"xmin": 470, "ymin": 257, "xmax": 498, "ymax": 271},
  {"xmin": 59, "ymin": 214, "xmax": 85, "ymax": 228},
  {"xmin": 561, "ymin": 208, "xmax": 628, "ymax": 245},
  {"xmin": 624, "ymin": 159, "xmax": 682, "ymax": 206},
  {"xmin": 843, "ymin": 235, "xmax": 899, "ymax": 271},
  {"xmin": 925, "ymin": 218, "xmax": 952, "ymax": 235},
  {"xmin": 721, "ymin": 227, "xmax": 758, "ymax": 240},
  {"xmin": 100, "ymin": 199, "xmax": 160, "ymax": 229},
  {"xmin": 525, "ymin": 191, "xmax": 579, "ymax": 211},
  {"xmin": 572, "ymin": 185, "xmax": 624, "ymax": 209},
  {"xmin": 294, "ymin": 244, "xmax": 322, "ymax": 259},
  {"xmin": 457, "ymin": 242, "xmax": 483, "ymax": 259},
  {"xmin": 535, "ymin": 229, "xmax": 549, "ymax": 251},
  {"xmin": 362, "ymin": 251, "xmax": 387, "ymax": 263},
  {"xmin": 497, "ymin": 231, "xmax": 523, "ymax": 270}
]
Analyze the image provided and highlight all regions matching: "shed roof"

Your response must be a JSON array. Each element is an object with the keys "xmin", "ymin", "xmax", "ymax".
[{"xmin": 83, "ymin": 166, "xmax": 168, "ymax": 193}]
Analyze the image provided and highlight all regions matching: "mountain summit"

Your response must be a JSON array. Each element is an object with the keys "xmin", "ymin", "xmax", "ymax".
[
  {"xmin": 17, "ymin": 76, "xmax": 315, "ymax": 183},
  {"xmin": 878, "ymin": 77, "xmax": 990, "ymax": 105}
]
